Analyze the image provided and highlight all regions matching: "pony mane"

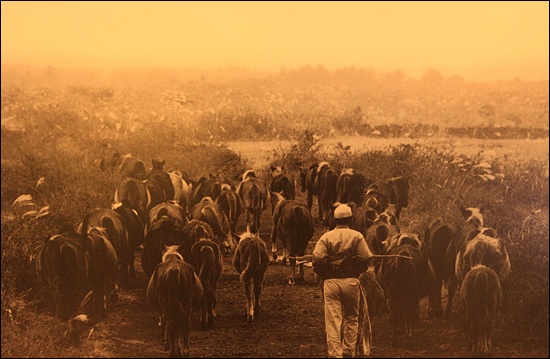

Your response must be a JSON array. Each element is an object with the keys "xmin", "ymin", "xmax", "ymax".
[
  {"xmin": 242, "ymin": 170, "xmax": 257, "ymax": 181},
  {"xmin": 162, "ymin": 245, "xmax": 183, "ymax": 262},
  {"xmin": 318, "ymin": 161, "xmax": 330, "ymax": 171}
]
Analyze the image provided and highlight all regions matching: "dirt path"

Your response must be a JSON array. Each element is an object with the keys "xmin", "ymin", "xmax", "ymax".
[{"xmin": 65, "ymin": 144, "xmax": 547, "ymax": 358}]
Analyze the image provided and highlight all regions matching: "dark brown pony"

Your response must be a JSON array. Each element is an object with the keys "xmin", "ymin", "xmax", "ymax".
[
  {"xmin": 145, "ymin": 201, "xmax": 188, "ymax": 237},
  {"xmin": 268, "ymin": 166, "xmax": 296, "ymax": 212},
  {"xmin": 299, "ymin": 163, "xmax": 320, "ymax": 216},
  {"xmin": 299, "ymin": 162, "xmax": 337, "ymax": 223},
  {"xmin": 376, "ymin": 233, "xmax": 437, "ymax": 347},
  {"xmin": 270, "ymin": 192, "xmax": 314, "ymax": 285},
  {"xmin": 178, "ymin": 219, "xmax": 215, "ymax": 264},
  {"xmin": 233, "ymin": 232, "xmax": 270, "ymax": 323},
  {"xmin": 237, "ymin": 170, "xmax": 270, "ymax": 234},
  {"xmin": 82, "ymin": 227, "xmax": 119, "ymax": 320},
  {"xmin": 192, "ymin": 174, "xmax": 222, "ymax": 206},
  {"xmin": 145, "ymin": 159, "xmax": 175, "ymax": 207},
  {"xmin": 460, "ymin": 265, "xmax": 502, "ymax": 357},
  {"xmin": 36, "ymin": 234, "xmax": 90, "ymax": 321},
  {"xmin": 190, "ymin": 239, "xmax": 223, "ymax": 330},
  {"xmin": 142, "ymin": 202, "xmax": 187, "ymax": 278},
  {"xmin": 377, "ymin": 176, "xmax": 410, "ymax": 220},
  {"xmin": 147, "ymin": 246, "xmax": 203, "ymax": 358},
  {"xmin": 113, "ymin": 200, "xmax": 145, "ymax": 281},
  {"xmin": 190, "ymin": 197, "xmax": 234, "ymax": 254},
  {"xmin": 79, "ymin": 208, "xmax": 131, "ymax": 287},
  {"xmin": 215, "ymin": 184, "xmax": 243, "ymax": 237}
]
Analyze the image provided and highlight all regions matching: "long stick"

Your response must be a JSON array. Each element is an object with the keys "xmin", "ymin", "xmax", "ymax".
[
  {"xmin": 372, "ymin": 254, "xmax": 414, "ymax": 260},
  {"xmin": 290, "ymin": 253, "xmax": 414, "ymax": 263}
]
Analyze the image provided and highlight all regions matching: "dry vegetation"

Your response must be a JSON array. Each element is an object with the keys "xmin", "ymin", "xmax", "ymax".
[{"xmin": 1, "ymin": 65, "xmax": 548, "ymax": 357}]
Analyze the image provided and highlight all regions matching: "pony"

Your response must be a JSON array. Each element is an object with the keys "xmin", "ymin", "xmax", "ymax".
[
  {"xmin": 116, "ymin": 154, "xmax": 147, "ymax": 180},
  {"xmin": 215, "ymin": 184, "xmax": 243, "ymax": 238},
  {"xmin": 78, "ymin": 208, "xmax": 130, "ymax": 287},
  {"xmin": 145, "ymin": 201, "xmax": 188, "ymax": 237},
  {"xmin": 236, "ymin": 170, "xmax": 270, "ymax": 234},
  {"xmin": 443, "ymin": 206, "xmax": 492, "ymax": 318},
  {"xmin": 460, "ymin": 265, "xmax": 502, "ymax": 357},
  {"xmin": 169, "ymin": 170, "xmax": 193, "ymax": 214},
  {"xmin": 145, "ymin": 159, "xmax": 176, "ymax": 208},
  {"xmin": 147, "ymin": 245, "xmax": 203, "ymax": 358},
  {"xmin": 376, "ymin": 233, "xmax": 437, "ymax": 347},
  {"xmin": 82, "ymin": 227, "xmax": 119, "ymax": 320},
  {"xmin": 36, "ymin": 234, "xmax": 90, "ymax": 321},
  {"xmin": 233, "ymin": 231, "xmax": 270, "ymax": 322},
  {"xmin": 190, "ymin": 197, "xmax": 234, "ymax": 254},
  {"xmin": 142, "ymin": 203, "xmax": 187, "ymax": 278},
  {"xmin": 190, "ymin": 239, "xmax": 223, "ymax": 330},
  {"xmin": 270, "ymin": 192, "xmax": 314, "ymax": 285},
  {"xmin": 113, "ymin": 200, "xmax": 145, "ymax": 281},
  {"xmin": 377, "ymin": 176, "xmax": 410, "ymax": 220},
  {"xmin": 114, "ymin": 177, "xmax": 151, "ymax": 223},
  {"xmin": 268, "ymin": 166, "xmax": 296, "ymax": 212}
]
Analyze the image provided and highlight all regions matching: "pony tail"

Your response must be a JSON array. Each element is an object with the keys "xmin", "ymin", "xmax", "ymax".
[
  {"xmin": 199, "ymin": 245, "xmax": 215, "ymax": 285},
  {"xmin": 240, "ymin": 238, "xmax": 261, "ymax": 284}
]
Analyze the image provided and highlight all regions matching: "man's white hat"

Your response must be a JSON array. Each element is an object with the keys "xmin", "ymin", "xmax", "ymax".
[{"xmin": 334, "ymin": 204, "xmax": 353, "ymax": 219}]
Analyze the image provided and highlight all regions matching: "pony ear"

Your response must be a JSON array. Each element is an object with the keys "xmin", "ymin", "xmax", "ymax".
[
  {"xmin": 466, "ymin": 229, "xmax": 480, "ymax": 242},
  {"xmin": 459, "ymin": 206, "xmax": 469, "ymax": 219}
]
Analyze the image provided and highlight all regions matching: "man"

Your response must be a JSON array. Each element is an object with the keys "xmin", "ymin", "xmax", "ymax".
[{"xmin": 312, "ymin": 204, "xmax": 374, "ymax": 358}]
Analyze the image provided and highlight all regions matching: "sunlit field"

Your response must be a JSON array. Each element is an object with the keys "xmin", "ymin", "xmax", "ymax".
[
  {"xmin": 1, "ymin": 66, "xmax": 548, "ymax": 357},
  {"xmin": 227, "ymin": 136, "xmax": 550, "ymax": 170}
]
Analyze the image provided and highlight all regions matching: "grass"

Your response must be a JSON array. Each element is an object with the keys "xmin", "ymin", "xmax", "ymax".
[{"xmin": 1, "ymin": 74, "xmax": 548, "ymax": 356}]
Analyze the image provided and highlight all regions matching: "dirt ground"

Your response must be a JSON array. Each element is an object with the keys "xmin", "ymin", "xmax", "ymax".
[{"xmin": 64, "ymin": 191, "xmax": 547, "ymax": 358}]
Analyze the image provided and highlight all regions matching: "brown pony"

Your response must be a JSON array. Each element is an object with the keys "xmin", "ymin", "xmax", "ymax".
[
  {"xmin": 178, "ymin": 219, "xmax": 215, "ymax": 264},
  {"xmin": 36, "ymin": 234, "xmax": 90, "ymax": 321},
  {"xmin": 376, "ymin": 233, "xmax": 437, "ymax": 347},
  {"xmin": 268, "ymin": 166, "xmax": 296, "ymax": 212},
  {"xmin": 270, "ymin": 192, "xmax": 314, "ymax": 285},
  {"xmin": 237, "ymin": 170, "xmax": 270, "ymax": 234},
  {"xmin": 190, "ymin": 239, "xmax": 223, "ymax": 330},
  {"xmin": 377, "ymin": 176, "xmax": 410, "ymax": 220},
  {"xmin": 142, "ymin": 202, "xmax": 187, "ymax": 278},
  {"xmin": 82, "ymin": 227, "xmax": 119, "ymax": 320},
  {"xmin": 460, "ymin": 265, "xmax": 502, "ymax": 357},
  {"xmin": 147, "ymin": 246, "xmax": 203, "ymax": 358},
  {"xmin": 78, "ymin": 208, "xmax": 130, "ymax": 287},
  {"xmin": 233, "ymin": 232, "xmax": 270, "ymax": 323},
  {"xmin": 190, "ymin": 197, "xmax": 234, "ymax": 254},
  {"xmin": 215, "ymin": 184, "xmax": 243, "ymax": 238}
]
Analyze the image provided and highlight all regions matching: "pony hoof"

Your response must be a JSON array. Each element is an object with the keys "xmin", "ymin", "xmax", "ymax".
[{"xmin": 288, "ymin": 277, "xmax": 296, "ymax": 286}]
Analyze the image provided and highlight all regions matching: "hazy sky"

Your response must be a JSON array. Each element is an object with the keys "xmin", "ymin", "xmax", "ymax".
[{"xmin": 2, "ymin": 1, "xmax": 548, "ymax": 81}]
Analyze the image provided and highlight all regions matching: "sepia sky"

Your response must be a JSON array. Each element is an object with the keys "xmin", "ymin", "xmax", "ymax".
[{"xmin": 1, "ymin": 1, "xmax": 548, "ymax": 81}]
